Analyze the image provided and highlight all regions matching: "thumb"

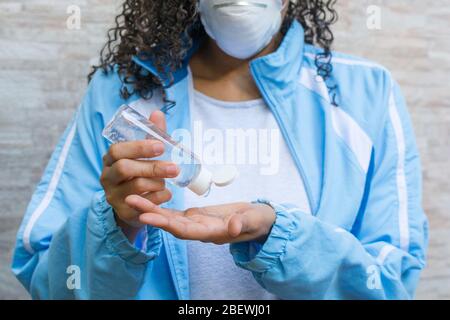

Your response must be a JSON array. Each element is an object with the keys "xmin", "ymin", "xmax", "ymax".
[
  {"xmin": 228, "ymin": 214, "xmax": 251, "ymax": 238},
  {"xmin": 149, "ymin": 110, "xmax": 167, "ymax": 132}
]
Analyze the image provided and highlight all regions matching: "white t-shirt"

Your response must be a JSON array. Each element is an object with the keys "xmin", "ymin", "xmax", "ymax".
[{"xmin": 184, "ymin": 87, "xmax": 311, "ymax": 300}]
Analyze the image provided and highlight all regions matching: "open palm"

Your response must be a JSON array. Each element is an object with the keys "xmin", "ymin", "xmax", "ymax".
[{"xmin": 125, "ymin": 195, "xmax": 276, "ymax": 244}]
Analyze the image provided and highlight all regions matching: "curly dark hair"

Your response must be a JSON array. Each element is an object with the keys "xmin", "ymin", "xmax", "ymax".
[{"xmin": 89, "ymin": 0, "xmax": 338, "ymax": 105}]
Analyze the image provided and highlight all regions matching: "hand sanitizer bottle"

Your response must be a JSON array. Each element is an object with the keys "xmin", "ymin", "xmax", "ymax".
[{"xmin": 102, "ymin": 105, "xmax": 237, "ymax": 196}]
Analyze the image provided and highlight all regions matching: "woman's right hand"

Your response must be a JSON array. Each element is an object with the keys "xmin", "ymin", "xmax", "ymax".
[{"xmin": 100, "ymin": 111, "xmax": 179, "ymax": 241}]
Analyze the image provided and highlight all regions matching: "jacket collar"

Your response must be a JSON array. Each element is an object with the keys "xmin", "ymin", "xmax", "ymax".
[
  {"xmin": 249, "ymin": 20, "xmax": 305, "ymax": 92},
  {"xmin": 132, "ymin": 20, "xmax": 305, "ymax": 109}
]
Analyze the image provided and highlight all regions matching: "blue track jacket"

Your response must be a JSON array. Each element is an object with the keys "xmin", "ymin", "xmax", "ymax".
[{"xmin": 12, "ymin": 21, "xmax": 428, "ymax": 299}]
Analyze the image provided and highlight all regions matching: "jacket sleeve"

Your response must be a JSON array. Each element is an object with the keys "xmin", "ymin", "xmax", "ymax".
[
  {"xmin": 230, "ymin": 80, "xmax": 429, "ymax": 300},
  {"xmin": 11, "ymin": 72, "xmax": 163, "ymax": 299}
]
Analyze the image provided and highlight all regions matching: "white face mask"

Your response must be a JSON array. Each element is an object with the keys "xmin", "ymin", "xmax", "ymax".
[{"xmin": 198, "ymin": 0, "xmax": 286, "ymax": 59}]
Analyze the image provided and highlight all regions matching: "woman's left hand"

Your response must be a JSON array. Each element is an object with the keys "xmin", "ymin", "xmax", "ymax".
[{"xmin": 125, "ymin": 195, "xmax": 276, "ymax": 244}]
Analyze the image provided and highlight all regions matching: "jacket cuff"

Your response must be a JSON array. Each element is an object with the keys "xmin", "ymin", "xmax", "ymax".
[
  {"xmin": 89, "ymin": 190, "xmax": 162, "ymax": 265},
  {"xmin": 230, "ymin": 199, "xmax": 301, "ymax": 273}
]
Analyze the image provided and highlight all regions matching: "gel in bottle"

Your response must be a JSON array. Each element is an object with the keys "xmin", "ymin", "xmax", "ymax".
[{"xmin": 102, "ymin": 105, "xmax": 237, "ymax": 196}]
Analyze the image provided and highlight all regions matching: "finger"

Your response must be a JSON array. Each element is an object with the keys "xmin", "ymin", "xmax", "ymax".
[
  {"xmin": 143, "ymin": 188, "xmax": 172, "ymax": 205},
  {"xmin": 227, "ymin": 205, "xmax": 275, "ymax": 243},
  {"xmin": 140, "ymin": 212, "xmax": 211, "ymax": 241},
  {"xmin": 108, "ymin": 159, "xmax": 179, "ymax": 184},
  {"xmin": 227, "ymin": 214, "xmax": 250, "ymax": 238},
  {"xmin": 125, "ymin": 194, "xmax": 160, "ymax": 213},
  {"xmin": 138, "ymin": 212, "xmax": 170, "ymax": 229},
  {"xmin": 126, "ymin": 195, "xmax": 211, "ymax": 240},
  {"xmin": 137, "ymin": 206, "xmax": 188, "ymax": 235},
  {"xmin": 139, "ymin": 211, "xmax": 195, "ymax": 228},
  {"xmin": 149, "ymin": 110, "xmax": 167, "ymax": 132},
  {"xmin": 125, "ymin": 194, "xmax": 181, "ymax": 216},
  {"xmin": 113, "ymin": 177, "xmax": 165, "ymax": 197},
  {"xmin": 187, "ymin": 202, "xmax": 251, "ymax": 219},
  {"xmin": 103, "ymin": 140, "xmax": 165, "ymax": 167}
]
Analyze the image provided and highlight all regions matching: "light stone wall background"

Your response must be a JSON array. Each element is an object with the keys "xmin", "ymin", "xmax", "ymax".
[{"xmin": 0, "ymin": 0, "xmax": 449, "ymax": 299}]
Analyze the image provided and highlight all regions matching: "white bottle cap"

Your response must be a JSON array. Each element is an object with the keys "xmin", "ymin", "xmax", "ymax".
[
  {"xmin": 211, "ymin": 165, "xmax": 239, "ymax": 187},
  {"xmin": 187, "ymin": 165, "xmax": 239, "ymax": 196},
  {"xmin": 187, "ymin": 166, "xmax": 213, "ymax": 196}
]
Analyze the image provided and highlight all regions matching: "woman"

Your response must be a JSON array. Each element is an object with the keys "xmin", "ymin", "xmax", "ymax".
[{"xmin": 12, "ymin": 0, "xmax": 428, "ymax": 299}]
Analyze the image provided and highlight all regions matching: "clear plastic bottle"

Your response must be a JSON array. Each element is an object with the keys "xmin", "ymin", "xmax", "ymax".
[{"xmin": 102, "ymin": 105, "xmax": 237, "ymax": 196}]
